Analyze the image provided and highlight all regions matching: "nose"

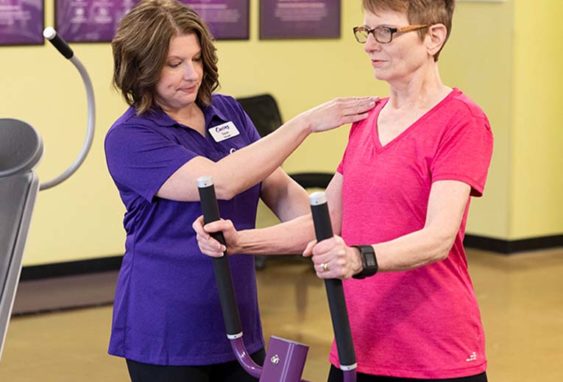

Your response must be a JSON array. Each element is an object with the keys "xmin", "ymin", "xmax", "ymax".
[
  {"xmin": 183, "ymin": 61, "xmax": 199, "ymax": 81},
  {"xmin": 363, "ymin": 33, "xmax": 381, "ymax": 54}
]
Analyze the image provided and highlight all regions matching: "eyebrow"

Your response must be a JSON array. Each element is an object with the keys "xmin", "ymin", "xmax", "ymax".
[
  {"xmin": 167, "ymin": 50, "xmax": 202, "ymax": 59},
  {"xmin": 364, "ymin": 24, "xmax": 396, "ymax": 29}
]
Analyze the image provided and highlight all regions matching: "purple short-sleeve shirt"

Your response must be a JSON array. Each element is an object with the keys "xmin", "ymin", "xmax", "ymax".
[{"xmin": 104, "ymin": 94, "xmax": 264, "ymax": 365}]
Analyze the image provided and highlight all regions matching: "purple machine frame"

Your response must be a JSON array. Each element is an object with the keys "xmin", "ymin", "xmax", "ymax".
[{"xmin": 198, "ymin": 176, "xmax": 357, "ymax": 382}]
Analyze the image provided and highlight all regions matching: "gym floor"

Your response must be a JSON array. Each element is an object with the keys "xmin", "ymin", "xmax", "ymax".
[{"xmin": 0, "ymin": 248, "xmax": 562, "ymax": 381}]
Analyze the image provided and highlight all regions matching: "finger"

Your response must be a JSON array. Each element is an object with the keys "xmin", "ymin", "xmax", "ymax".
[
  {"xmin": 197, "ymin": 240, "xmax": 224, "ymax": 257},
  {"xmin": 203, "ymin": 248, "xmax": 224, "ymax": 258},
  {"xmin": 314, "ymin": 262, "xmax": 341, "ymax": 280},
  {"xmin": 338, "ymin": 96, "xmax": 367, "ymax": 104},
  {"xmin": 302, "ymin": 240, "xmax": 317, "ymax": 257},
  {"xmin": 315, "ymin": 260, "xmax": 330, "ymax": 274},
  {"xmin": 348, "ymin": 96, "xmax": 378, "ymax": 102},
  {"xmin": 340, "ymin": 96, "xmax": 376, "ymax": 108},
  {"xmin": 312, "ymin": 236, "xmax": 339, "ymax": 253},
  {"xmin": 199, "ymin": 232, "xmax": 225, "ymax": 252},
  {"xmin": 203, "ymin": 219, "xmax": 230, "ymax": 234},
  {"xmin": 344, "ymin": 100, "xmax": 376, "ymax": 116},
  {"xmin": 192, "ymin": 216, "xmax": 207, "ymax": 236},
  {"xmin": 310, "ymin": 252, "xmax": 333, "ymax": 267},
  {"xmin": 340, "ymin": 112, "xmax": 370, "ymax": 124}
]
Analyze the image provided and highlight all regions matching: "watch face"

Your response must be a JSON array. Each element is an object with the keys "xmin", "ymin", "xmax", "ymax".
[
  {"xmin": 353, "ymin": 245, "xmax": 378, "ymax": 279},
  {"xmin": 360, "ymin": 246, "xmax": 378, "ymax": 275}
]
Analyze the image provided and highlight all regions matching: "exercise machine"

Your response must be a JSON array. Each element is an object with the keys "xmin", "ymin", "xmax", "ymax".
[
  {"xmin": 0, "ymin": 28, "xmax": 95, "ymax": 361},
  {"xmin": 198, "ymin": 176, "xmax": 357, "ymax": 382}
]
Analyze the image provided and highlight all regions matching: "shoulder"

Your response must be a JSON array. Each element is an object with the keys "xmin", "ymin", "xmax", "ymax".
[
  {"xmin": 447, "ymin": 89, "xmax": 489, "ymax": 125},
  {"xmin": 105, "ymin": 107, "xmax": 164, "ymax": 146},
  {"xmin": 349, "ymin": 97, "xmax": 387, "ymax": 136},
  {"xmin": 108, "ymin": 107, "xmax": 153, "ymax": 132},
  {"xmin": 211, "ymin": 93, "xmax": 241, "ymax": 112},
  {"xmin": 207, "ymin": 93, "xmax": 247, "ymax": 120},
  {"xmin": 108, "ymin": 107, "xmax": 136, "ymax": 130},
  {"xmin": 211, "ymin": 93, "xmax": 237, "ymax": 105},
  {"xmin": 432, "ymin": 89, "xmax": 492, "ymax": 143},
  {"xmin": 433, "ymin": 90, "xmax": 494, "ymax": 154}
]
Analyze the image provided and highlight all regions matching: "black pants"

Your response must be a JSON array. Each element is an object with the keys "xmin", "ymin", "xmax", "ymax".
[
  {"xmin": 126, "ymin": 349, "xmax": 265, "ymax": 382},
  {"xmin": 328, "ymin": 366, "xmax": 488, "ymax": 382}
]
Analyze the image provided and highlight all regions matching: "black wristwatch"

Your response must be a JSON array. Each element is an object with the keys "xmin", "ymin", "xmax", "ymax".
[{"xmin": 352, "ymin": 245, "xmax": 378, "ymax": 279}]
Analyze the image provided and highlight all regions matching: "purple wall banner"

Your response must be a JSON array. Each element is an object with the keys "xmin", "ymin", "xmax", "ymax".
[
  {"xmin": 186, "ymin": 0, "xmax": 249, "ymax": 40},
  {"xmin": 0, "ymin": 0, "xmax": 44, "ymax": 45},
  {"xmin": 260, "ymin": 0, "xmax": 340, "ymax": 39},
  {"xmin": 55, "ymin": 0, "xmax": 137, "ymax": 43},
  {"xmin": 55, "ymin": 0, "xmax": 248, "ymax": 43}
]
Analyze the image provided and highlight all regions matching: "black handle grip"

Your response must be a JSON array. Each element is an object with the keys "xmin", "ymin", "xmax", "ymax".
[
  {"xmin": 197, "ymin": 177, "xmax": 242, "ymax": 336},
  {"xmin": 43, "ymin": 27, "xmax": 74, "ymax": 59},
  {"xmin": 310, "ymin": 193, "xmax": 357, "ymax": 368}
]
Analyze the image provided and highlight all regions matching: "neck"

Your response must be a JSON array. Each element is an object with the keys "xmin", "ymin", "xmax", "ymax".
[
  {"xmin": 387, "ymin": 63, "xmax": 450, "ymax": 110},
  {"xmin": 162, "ymin": 102, "xmax": 201, "ymax": 124}
]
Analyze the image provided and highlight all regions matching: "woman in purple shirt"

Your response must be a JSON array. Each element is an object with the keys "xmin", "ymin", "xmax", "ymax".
[{"xmin": 104, "ymin": 0, "xmax": 375, "ymax": 381}]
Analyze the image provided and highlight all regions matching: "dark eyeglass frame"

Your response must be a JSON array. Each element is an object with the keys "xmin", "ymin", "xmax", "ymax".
[{"xmin": 353, "ymin": 24, "xmax": 430, "ymax": 44}]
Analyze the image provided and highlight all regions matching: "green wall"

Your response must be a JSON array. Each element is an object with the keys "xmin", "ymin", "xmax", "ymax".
[{"xmin": 0, "ymin": 0, "xmax": 560, "ymax": 266}]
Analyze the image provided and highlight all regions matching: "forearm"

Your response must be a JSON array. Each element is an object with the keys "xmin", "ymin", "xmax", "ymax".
[
  {"xmin": 373, "ymin": 227, "xmax": 454, "ymax": 272},
  {"xmin": 268, "ymin": 182, "xmax": 310, "ymax": 222},
  {"xmin": 369, "ymin": 181, "xmax": 469, "ymax": 272},
  {"xmin": 237, "ymin": 214, "xmax": 315, "ymax": 255},
  {"xmin": 213, "ymin": 116, "xmax": 312, "ymax": 199},
  {"xmin": 159, "ymin": 117, "xmax": 312, "ymax": 201}
]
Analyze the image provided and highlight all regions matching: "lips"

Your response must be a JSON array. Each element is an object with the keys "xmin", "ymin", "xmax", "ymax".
[
  {"xmin": 371, "ymin": 59, "xmax": 386, "ymax": 67},
  {"xmin": 179, "ymin": 85, "xmax": 197, "ymax": 93}
]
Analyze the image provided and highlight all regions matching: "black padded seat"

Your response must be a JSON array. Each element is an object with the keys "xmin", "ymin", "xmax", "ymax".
[
  {"xmin": 237, "ymin": 94, "xmax": 282, "ymax": 137},
  {"xmin": 0, "ymin": 119, "xmax": 42, "ymax": 358}
]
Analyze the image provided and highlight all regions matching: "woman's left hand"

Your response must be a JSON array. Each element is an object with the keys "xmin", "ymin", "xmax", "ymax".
[{"xmin": 303, "ymin": 235, "xmax": 363, "ymax": 279}]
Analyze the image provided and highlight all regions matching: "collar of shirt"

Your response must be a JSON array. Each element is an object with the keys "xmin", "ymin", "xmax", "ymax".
[{"xmin": 138, "ymin": 101, "xmax": 229, "ymax": 130}]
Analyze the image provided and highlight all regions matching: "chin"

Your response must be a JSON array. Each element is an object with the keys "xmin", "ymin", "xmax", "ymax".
[
  {"xmin": 373, "ymin": 68, "xmax": 400, "ymax": 83},
  {"xmin": 179, "ymin": 95, "xmax": 198, "ymax": 106},
  {"xmin": 373, "ymin": 71, "xmax": 388, "ymax": 81}
]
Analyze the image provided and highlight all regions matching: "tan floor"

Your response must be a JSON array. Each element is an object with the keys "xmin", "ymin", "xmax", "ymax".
[{"xmin": 1, "ymin": 249, "xmax": 562, "ymax": 381}]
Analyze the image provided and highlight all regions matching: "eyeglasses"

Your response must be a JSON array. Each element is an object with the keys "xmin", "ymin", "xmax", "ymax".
[{"xmin": 353, "ymin": 24, "xmax": 429, "ymax": 44}]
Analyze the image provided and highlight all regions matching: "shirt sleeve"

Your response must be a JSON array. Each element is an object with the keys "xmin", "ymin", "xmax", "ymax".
[
  {"xmin": 104, "ymin": 124, "xmax": 197, "ymax": 203},
  {"xmin": 337, "ymin": 141, "xmax": 349, "ymax": 175},
  {"xmin": 431, "ymin": 114, "xmax": 493, "ymax": 197},
  {"xmin": 337, "ymin": 120, "xmax": 363, "ymax": 175}
]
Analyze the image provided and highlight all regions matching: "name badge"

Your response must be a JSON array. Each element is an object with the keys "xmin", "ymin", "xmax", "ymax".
[{"xmin": 209, "ymin": 121, "xmax": 240, "ymax": 142}]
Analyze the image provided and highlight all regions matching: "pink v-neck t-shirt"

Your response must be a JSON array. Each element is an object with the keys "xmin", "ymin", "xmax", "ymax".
[{"xmin": 333, "ymin": 88, "xmax": 493, "ymax": 379}]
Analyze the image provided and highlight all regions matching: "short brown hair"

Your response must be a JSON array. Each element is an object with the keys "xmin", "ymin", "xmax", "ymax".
[
  {"xmin": 112, "ymin": 0, "xmax": 219, "ymax": 114},
  {"xmin": 362, "ymin": 0, "xmax": 455, "ymax": 61}
]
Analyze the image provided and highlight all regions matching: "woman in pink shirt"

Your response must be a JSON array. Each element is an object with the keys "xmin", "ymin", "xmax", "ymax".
[{"xmin": 194, "ymin": 1, "xmax": 493, "ymax": 381}]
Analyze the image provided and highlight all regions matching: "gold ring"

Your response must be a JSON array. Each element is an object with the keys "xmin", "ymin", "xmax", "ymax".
[{"xmin": 321, "ymin": 262, "xmax": 329, "ymax": 272}]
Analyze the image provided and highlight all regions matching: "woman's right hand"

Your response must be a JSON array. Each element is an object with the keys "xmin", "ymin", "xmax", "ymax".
[
  {"xmin": 192, "ymin": 216, "xmax": 240, "ymax": 257},
  {"xmin": 297, "ymin": 96, "xmax": 378, "ymax": 133}
]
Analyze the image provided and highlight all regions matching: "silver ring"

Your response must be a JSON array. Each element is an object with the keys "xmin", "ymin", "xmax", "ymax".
[{"xmin": 321, "ymin": 262, "xmax": 329, "ymax": 272}]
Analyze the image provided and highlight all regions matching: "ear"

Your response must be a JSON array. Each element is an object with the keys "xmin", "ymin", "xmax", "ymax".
[{"xmin": 425, "ymin": 24, "xmax": 448, "ymax": 58}]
